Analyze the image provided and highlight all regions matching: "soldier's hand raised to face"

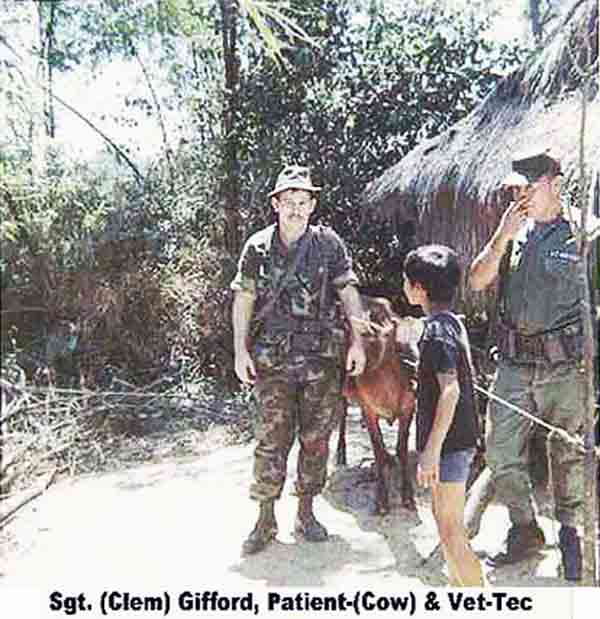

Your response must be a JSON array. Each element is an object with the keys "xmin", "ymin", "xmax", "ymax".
[{"xmin": 498, "ymin": 197, "xmax": 529, "ymax": 241}]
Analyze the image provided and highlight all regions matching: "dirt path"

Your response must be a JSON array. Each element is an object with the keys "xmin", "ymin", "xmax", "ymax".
[{"xmin": 0, "ymin": 410, "xmax": 577, "ymax": 617}]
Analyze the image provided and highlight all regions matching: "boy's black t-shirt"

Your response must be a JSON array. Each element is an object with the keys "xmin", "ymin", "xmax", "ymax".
[{"xmin": 416, "ymin": 311, "xmax": 480, "ymax": 455}]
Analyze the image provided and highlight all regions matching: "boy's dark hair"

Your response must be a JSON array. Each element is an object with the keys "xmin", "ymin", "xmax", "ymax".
[{"xmin": 404, "ymin": 244, "xmax": 461, "ymax": 304}]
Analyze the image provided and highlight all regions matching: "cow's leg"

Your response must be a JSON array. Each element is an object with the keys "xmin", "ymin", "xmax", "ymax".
[
  {"xmin": 395, "ymin": 414, "xmax": 416, "ymax": 510},
  {"xmin": 460, "ymin": 438, "xmax": 547, "ymax": 542},
  {"xmin": 362, "ymin": 405, "xmax": 392, "ymax": 514},
  {"xmin": 464, "ymin": 465, "xmax": 496, "ymax": 538},
  {"xmin": 461, "ymin": 431, "xmax": 547, "ymax": 539},
  {"xmin": 467, "ymin": 439, "xmax": 486, "ymax": 490},
  {"xmin": 335, "ymin": 398, "xmax": 348, "ymax": 467}
]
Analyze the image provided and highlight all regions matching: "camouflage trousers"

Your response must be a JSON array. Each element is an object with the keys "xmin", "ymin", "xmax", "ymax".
[
  {"xmin": 250, "ymin": 361, "xmax": 343, "ymax": 502},
  {"xmin": 485, "ymin": 361, "xmax": 585, "ymax": 527}
]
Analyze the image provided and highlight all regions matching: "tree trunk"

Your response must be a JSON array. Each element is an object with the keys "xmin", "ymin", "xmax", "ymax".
[
  {"xmin": 529, "ymin": 0, "xmax": 543, "ymax": 43},
  {"xmin": 27, "ymin": 1, "xmax": 47, "ymax": 181},
  {"xmin": 219, "ymin": 0, "xmax": 242, "ymax": 258},
  {"xmin": 0, "ymin": 27, "xmax": 143, "ymax": 185},
  {"xmin": 44, "ymin": 0, "xmax": 56, "ymax": 138}
]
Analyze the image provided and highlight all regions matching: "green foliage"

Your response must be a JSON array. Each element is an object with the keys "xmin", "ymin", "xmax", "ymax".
[
  {"xmin": 0, "ymin": 156, "xmax": 112, "ymax": 289},
  {"xmin": 160, "ymin": 239, "xmax": 236, "ymax": 386},
  {"xmin": 1, "ymin": 0, "xmax": 529, "ymax": 390},
  {"xmin": 0, "ymin": 131, "xmax": 231, "ymax": 388},
  {"xmin": 235, "ymin": 1, "xmax": 525, "ymax": 290}
]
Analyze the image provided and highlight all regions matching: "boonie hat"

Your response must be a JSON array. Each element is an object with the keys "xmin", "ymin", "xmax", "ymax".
[
  {"xmin": 268, "ymin": 165, "xmax": 322, "ymax": 198},
  {"xmin": 501, "ymin": 148, "xmax": 562, "ymax": 187}
]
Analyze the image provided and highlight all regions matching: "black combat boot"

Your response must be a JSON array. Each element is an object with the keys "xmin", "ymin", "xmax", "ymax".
[
  {"xmin": 487, "ymin": 521, "xmax": 545, "ymax": 567},
  {"xmin": 241, "ymin": 500, "xmax": 278, "ymax": 555},
  {"xmin": 294, "ymin": 496, "xmax": 328, "ymax": 542},
  {"xmin": 558, "ymin": 525, "xmax": 582, "ymax": 582}
]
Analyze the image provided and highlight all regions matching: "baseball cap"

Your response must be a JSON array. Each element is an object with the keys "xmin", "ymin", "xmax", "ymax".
[{"xmin": 501, "ymin": 148, "xmax": 563, "ymax": 187}]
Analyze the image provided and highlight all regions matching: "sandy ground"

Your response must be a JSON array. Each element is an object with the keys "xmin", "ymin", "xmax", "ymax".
[{"xmin": 0, "ymin": 408, "xmax": 591, "ymax": 617}]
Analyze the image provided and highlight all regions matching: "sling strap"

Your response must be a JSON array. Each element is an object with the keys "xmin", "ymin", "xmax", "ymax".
[{"xmin": 252, "ymin": 226, "xmax": 313, "ymax": 325}]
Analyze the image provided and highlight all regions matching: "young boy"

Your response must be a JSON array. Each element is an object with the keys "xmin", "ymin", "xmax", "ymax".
[{"xmin": 403, "ymin": 244, "xmax": 485, "ymax": 587}]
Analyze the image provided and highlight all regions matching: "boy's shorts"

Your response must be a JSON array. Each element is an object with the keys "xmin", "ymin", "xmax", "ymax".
[{"xmin": 440, "ymin": 448, "xmax": 476, "ymax": 483}]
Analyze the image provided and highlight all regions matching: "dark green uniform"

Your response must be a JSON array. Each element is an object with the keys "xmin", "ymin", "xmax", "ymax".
[
  {"xmin": 231, "ymin": 223, "xmax": 357, "ymax": 501},
  {"xmin": 486, "ymin": 217, "xmax": 586, "ymax": 527}
]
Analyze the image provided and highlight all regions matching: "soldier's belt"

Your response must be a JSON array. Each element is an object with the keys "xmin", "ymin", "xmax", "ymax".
[
  {"xmin": 515, "ymin": 333, "xmax": 545, "ymax": 358},
  {"xmin": 264, "ymin": 317, "xmax": 330, "ymax": 333},
  {"xmin": 258, "ymin": 326, "xmax": 344, "ymax": 356},
  {"xmin": 497, "ymin": 323, "xmax": 583, "ymax": 363}
]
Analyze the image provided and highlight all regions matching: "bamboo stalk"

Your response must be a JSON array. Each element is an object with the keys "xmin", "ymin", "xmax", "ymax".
[{"xmin": 576, "ymin": 6, "xmax": 598, "ymax": 583}]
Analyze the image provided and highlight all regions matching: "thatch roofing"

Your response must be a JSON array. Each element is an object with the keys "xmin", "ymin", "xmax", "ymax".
[{"xmin": 363, "ymin": 0, "xmax": 599, "ymax": 254}]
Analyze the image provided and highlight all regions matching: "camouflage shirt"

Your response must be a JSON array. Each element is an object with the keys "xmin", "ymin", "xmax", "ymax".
[
  {"xmin": 231, "ymin": 223, "xmax": 358, "ymax": 374},
  {"xmin": 503, "ymin": 217, "xmax": 586, "ymax": 335}
]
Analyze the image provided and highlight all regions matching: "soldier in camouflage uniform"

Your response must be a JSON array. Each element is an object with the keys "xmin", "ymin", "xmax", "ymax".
[
  {"xmin": 231, "ymin": 165, "xmax": 366, "ymax": 555},
  {"xmin": 470, "ymin": 149, "xmax": 587, "ymax": 580}
]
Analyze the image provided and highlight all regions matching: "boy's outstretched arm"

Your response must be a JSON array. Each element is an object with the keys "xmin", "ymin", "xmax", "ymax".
[{"xmin": 417, "ymin": 371, "xmax": 460, "ymax": 488}]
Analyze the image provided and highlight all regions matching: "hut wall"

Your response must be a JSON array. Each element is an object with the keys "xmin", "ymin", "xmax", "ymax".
[{"xmin": 411, "ymin": 185, "xmax": 502, "ymax": 318}]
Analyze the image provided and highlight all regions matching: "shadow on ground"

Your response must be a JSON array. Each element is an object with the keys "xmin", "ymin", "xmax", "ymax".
[
  {"xmin": 232, "ymin": 535, "xmax": 368, "ymax": 587},
  {"xmin": 322, "ymin": 460, "xmax": 448, "ymax": 587}
]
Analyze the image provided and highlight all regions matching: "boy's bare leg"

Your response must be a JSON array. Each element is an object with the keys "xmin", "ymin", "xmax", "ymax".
[
  {"xmin": 431, "ymin": 492, "xmax": 461, "ymax": 585},
  {"xmin": 432, "ymin": 482, "xmax": 485, "ymax": 586}
]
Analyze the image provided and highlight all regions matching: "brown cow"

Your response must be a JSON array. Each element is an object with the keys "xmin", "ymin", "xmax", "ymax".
[{"xmin": 337, "ymin": 296, "xmax": 420, "ymax": 514}]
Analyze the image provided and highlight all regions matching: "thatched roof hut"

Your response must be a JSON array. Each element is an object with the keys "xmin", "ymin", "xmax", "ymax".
[{"xmin": 362, "ymin": 0, "xmax": 599, "ymax": 312}]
